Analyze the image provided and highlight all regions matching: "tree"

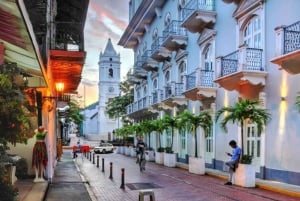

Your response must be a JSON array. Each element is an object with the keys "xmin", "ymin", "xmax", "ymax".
[
  {"xmin": 106, "ymin": 80, "xmax": 133, "ymax": 123},
  {"xmin": 162, "ymin": 115, "xmax": 179, "ymax": 153},
  {"xmin": 177, "ymin": 110, "xmax": 212, "ymax": 158},
  {"xmin": 140, "ymin": 120, "xmax": 155, "ymax": 149},
  {"xmin": 215, "ymin": 99, "xmax": 271, "ymax": 155},
  {"xmin": 0, "ymin": 63, "xmax": 32, "ymax": 200},
  {"xmin": 0, "ymin": 63, "xmax": 34, "ymax": 147},
  {"xmin": 152, "ymin": 119, "xmax": 166, "ymax": 152},
  {"xmin": 68, "ymin": 99, "xmax": 84, "ymax": 125},
  {"xmin": 295, "ymin": 92, "xmax": 300, "ymax": 112}
]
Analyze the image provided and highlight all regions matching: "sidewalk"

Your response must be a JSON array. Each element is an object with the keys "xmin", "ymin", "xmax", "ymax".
[{"xmin": 16, "ymin": 136, "xmax": 300, "ymax": 201}]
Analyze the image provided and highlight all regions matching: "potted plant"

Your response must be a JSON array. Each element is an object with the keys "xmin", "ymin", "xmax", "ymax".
[
  {"xmin": 177, "ymin": 110, "xmax": 212, "ymax": 175},
  {"xmin": 216, "ymin": 99, "xmax": 271, "ymax": 187},
  {"xmin": 0, "ymin": 63, "xmax": 34, "ymax": 199},
  {"xmin": 140, "ymin": 121, "xmax": 155, "ymax": 161},
  {"xmin": 152, "ymin": 119, "xmax": 165, "ymax": 164},
  {"xmin": 161, "ymin": 115, "xmax": 178, "ymax": 167}
]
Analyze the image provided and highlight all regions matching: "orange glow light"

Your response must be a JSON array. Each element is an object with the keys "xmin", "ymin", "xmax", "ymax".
[{"xmin": 55, "ymin": 82, "xmax": 64, "ymax": 92}]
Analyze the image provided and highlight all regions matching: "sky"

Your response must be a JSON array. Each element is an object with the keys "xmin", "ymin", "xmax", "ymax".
[{"xmin": 78, "ymin": 0, "xmax": 134, "ymax": 106}]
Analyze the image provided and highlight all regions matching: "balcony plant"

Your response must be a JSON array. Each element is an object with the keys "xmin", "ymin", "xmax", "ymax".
[
  {"xmin": 177, "ymin": 110, "xmax": 212, "ymax": 175},
  {"xmin": 215, "ymin": 99, "xmax": 271, "ymax": 187}
]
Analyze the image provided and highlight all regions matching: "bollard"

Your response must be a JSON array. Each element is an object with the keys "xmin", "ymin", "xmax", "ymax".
[
  {"xmin": 109, "ymin": 162, "xmax": 113, "ymax": 179},
  {"xmin": 89, "ymin": 152, "xmax": 92, "ymax": 161},
  {"xmin": 120, "ymin": 168, "xmax": 125, "ymax": 189},
  {"xmin": 96, "ymin": 155, "xmax": 99, "ymax": 168},
  {"xmin": 93, "ymin": 153, "xmax": 95, "ymax": 164},
  {"xmin": 102, "ymin": 158, "xmax": 105, "ymax": 172}
]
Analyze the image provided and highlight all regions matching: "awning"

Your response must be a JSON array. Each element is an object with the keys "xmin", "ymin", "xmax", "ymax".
[
  {"xmin": 0, "ymin": 0, "xmax": 47, "ymax": 87},
  {"xmin": 49, "ymin": 50, "xmax": 85, "ymax": 94}
]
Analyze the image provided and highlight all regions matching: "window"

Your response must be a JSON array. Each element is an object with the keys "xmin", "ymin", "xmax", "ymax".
[
  {"xmin": 165, "ymin": 12, "xmax": 171, "ymax": 28},
  {"xmin": 178, "ymin": 62, "xmax": 186, "ymax": 83},
  {"xmin": 153, "ymin": 78, "xmax": 158, "ymax": 90},
  {"xmin": 152, "ymin": 28, "xmax": 158, "ymax": 41},
  {"xmin": 108, "ymin": 68, "xmax": 113, "ymax": 78},
  {"xmin": 203, "ymin": 45, "xmax": 213, "ymax": 71},
  {"xmin": 243, "ymin": 16, "xmax": 261, "ymax": 48},
  {"xmin": 143, "ymin": 86, "xmax": 147, "ymax": 96},
  {"xmin": 165, "ymin": 70, "xmax": 170, "ymax": 85}
]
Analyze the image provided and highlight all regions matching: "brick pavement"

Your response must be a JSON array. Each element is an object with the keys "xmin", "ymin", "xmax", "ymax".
[{"xmin": 75, "ymin": 150, "xmax": 300, "ymax": 201}]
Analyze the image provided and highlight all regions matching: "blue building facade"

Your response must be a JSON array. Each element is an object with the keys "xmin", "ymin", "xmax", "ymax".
[{"xmin": 119, "ymin": 0, "xmax": 300, "ymax": 185}]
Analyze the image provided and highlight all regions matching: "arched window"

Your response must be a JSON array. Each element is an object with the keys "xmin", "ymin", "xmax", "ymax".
[
  {"xmin": 243, "ymin": 16, "xmax": 261, "ymax": 48},
  {"xmin": 203, "ymin": 45, "xmax": 213, "ymax": 71},
  {"xmin": 152, "ymin": 28, "xmax": 158, "ymax": 41},
  {"xmin": 165, "ymin": 12, "xmax": 171, "ymax": 28},
  {"xmin": 165, "ymin": 70, "xmax": 171, "ymax": 85},
  {"xmin": 137, "ymin": 88, "xmax": 141, "ymax": 99},
  {"xmin": 108, "ymin": 68, "xmax": 113, "ymax": 78},
  {"xmin": 143, "ymin": 86, "xmax": 147, "ymax": 96},
  {"xmin": 178, "ymin": 62, "xmax": 186, "ymax": 83},
  {"xmin": 153, "ymin": 78, "xmax": 158, "ymax": 90}
]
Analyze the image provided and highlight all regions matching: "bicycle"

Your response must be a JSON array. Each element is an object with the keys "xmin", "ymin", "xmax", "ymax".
[{"xmin": 138, "ymin": 150, "xmax": 146, "ymax": 172}]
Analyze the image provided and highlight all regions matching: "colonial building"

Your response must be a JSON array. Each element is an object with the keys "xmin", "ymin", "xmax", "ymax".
[
  {"xmin": 83, "ymin": 39, "xmax": 121, "ymax": 141},
  {"xmin": 1, "ymin": 0, "xmax": 88, "ymax": 181},
  {"xmin": 118, "ymin": 0, "xmax": 300, "ymax": 185}
]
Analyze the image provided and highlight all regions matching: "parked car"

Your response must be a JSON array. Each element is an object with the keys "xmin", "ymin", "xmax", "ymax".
[{"xmin": 94, "ymin": 143, "xmax": 114, "ymax": 154}]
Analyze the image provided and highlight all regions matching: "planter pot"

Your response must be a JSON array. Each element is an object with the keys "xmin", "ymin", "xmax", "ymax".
[
  {"xmin": 189, "ymin": 157, "xmax": 205, "ymax": 175},
  {"xmin": 234, "ymin": 164, "xmax": 256, "ymax": 187},
  {"xmin": 115, "ymin": 146, "xmax": 121, "ymax": 154},
  {"xmin": 145, "ymin": 150, "xmax": 155, "ymax": 161},
  {"xmin": 155, "ymin": 152, "xmax": 164, "ymax": 164},
  {"xmin": 125, "ymin": 147, "xmax": 131, "ymax": 156},
  {"xmin": 163, "ymin": 153, "xmax": 176, "ymax": 167},
  {"xmin": 130, "ymin": 147, "xmax": 137, "ymax": 157},
  {"xmin": 118, "ymin": 146, "xmax": 125, "ymax": 154}
]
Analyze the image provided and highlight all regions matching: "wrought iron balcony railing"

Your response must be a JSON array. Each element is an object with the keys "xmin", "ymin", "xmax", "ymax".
[
  {"xmin": 126, "ymin": 96, "xmax": 151, "ymax": 115},
  {"xmin": 163, "ymin": 83, "xmax": 184, "ymax": 100},
  {"xmin": 182, "ymin": 0, "xmax": 215, "ymax": 20},
  {"xmin": 163, "ymin": 20, "xmax": 187, "ymax": 38},
  {"xmin": 283, "ymin": 21, "xmax": 300, "ymax": 54},
  {"xmin": 151, "ymin": 37, "xmax": 165, "ymax": 53},
  {"xmin": 220, "ymin": 47, "xmax": 264, "ymax": 77},
  {"xmin": 186, "ymin": 70, "xmax": 215, "ymax": 90}
]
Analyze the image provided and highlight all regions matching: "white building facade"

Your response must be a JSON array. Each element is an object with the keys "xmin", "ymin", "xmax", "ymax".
[{"xmin": 119, "ymin": 0, "xmax": 300, "ymax": 185}]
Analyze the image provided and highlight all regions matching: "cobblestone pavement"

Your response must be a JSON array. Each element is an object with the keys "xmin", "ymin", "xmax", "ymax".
[{"xmin": 74, "ymin": 150, "xmax": 299, "ymax": 201}]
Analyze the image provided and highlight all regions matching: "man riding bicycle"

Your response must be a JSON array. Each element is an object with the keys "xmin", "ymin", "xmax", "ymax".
[{"xmin": 136, "ymin": 136, "xmax": 146, "ymax": 171}]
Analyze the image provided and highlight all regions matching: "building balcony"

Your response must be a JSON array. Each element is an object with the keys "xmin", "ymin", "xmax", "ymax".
[
  {"xmin": 271, "ymin": 21, "xmax": 300, "ymax": 74},
  {"xmin": 161, "ymin": 82, "xmax": 187, "ymax": 108},
  {"xmin": 126, "ymin": 96, "xmax": 157, "ymax": 118},
  {"xmin": 151, "ymin": 37, "xmax": 171, "ymax": 62},
  {"xmin": 126, "ymin": 68, "xmax": 141, "ymax": 84},
  {"xmin": 162, "ymin": 20, "xmax": 188, "ymax": 51},
  {"xmin": 182, "ymin": 0, "xmax": 216, "ymax": 34},
  {"xmin": 183, "ymin": 68, "xmax": 217, "ymax": 107},
  {"xmin": 141, "ymin": 50, "xmax": 159, "ymax": 72},
  {"xmin": 214, "ymin": 46, "xmax": 267, "ymax": 98}
]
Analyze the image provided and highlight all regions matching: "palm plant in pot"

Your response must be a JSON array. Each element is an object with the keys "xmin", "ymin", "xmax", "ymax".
[
  {"xmin": 140, "ymin": 120, "xmax": 155, "ymax": 161},
  {"xmin": 152, "ymin": 119, "xmax": 166, "ymax": 164},
  {"xmin": 177, "ymin": 110, "xmax": 212, "ymax": 175},
  {"xmin": 161, "ymin": 115, "xmax": 179, "ymax": 167},
  {"xmin": 215, "ymin": 99, "xmax": 271, "ymax": 187}
]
